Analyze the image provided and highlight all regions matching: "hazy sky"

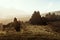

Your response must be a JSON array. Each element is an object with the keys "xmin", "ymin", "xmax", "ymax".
[{"xmin": 0, "ymin": 0, "xmax": 60, "ymax": 18}]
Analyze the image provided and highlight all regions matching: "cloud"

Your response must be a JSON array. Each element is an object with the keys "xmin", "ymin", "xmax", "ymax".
[
  {"xmin": 45, "ymin": 2, "xmax": 54, "ymax": 12},
  {"xmin": 48, "ymin": 2, "xmax": 53, "ymax": 9}
]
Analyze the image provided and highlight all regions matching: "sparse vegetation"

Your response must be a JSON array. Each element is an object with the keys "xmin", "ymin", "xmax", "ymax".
[
  {"xmin": 0, "ymin": 11, "xmax": 60, "ymax": 40},
  {"xmin": 0, "ymin": 23, "xmax": 60, "ymax": 40}
]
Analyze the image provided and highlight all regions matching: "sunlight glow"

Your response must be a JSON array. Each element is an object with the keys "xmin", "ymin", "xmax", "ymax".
[{"xmin": 0, "ymin": 0, "xmax": 60, "ymax": 18}]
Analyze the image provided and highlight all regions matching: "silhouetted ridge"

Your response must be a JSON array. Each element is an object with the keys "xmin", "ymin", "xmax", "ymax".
[{"xmin": 45, "ymin": 12, "xmax": 60, "ymax": 22}]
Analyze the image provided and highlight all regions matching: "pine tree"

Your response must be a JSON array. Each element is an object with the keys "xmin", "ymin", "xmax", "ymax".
[{"xmin": 29, "ymin": 11, "xmax": 42, "ymax": 25}]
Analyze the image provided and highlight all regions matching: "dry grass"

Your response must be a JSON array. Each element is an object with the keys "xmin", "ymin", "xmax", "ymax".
[{"xmin": 0, "ymin": 23, "xmax": 60, "ymax": 40}]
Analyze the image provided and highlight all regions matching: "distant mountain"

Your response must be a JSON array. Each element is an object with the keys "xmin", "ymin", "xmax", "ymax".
[
  {"xmin": 0, "ymin": 10, "xmax": 60, "ymax": 24},
  {"xmin": 0, "ymin": 16, "xmax": 31, "ymax": 24},
  {"xmin": 53, "ymin": 11, "xmax": 60, "ymax": 15},
  {"xmin": 0, "ymin": 8, "xmax": 31, "ymax": 19},
  {"xmin": 41, "ymin": 10, "xmax": 60, "ymax": 17}
]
